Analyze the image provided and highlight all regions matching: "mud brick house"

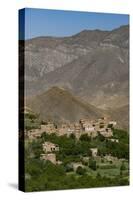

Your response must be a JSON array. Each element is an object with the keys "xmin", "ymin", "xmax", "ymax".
[
  {"xmin": 99, "ymin": 128, "xmax": 113, "ymax": 138},
  {"xmin": 57, "ymin": 123, "xmax": 69, "ymax": 136},
  {"xmin": 40, "ymin": 122, "xmax": 56, "ymax": 134},
  {"xmin": 40, "ymin": 153, "xmax": 57, "ymax": 164},
  {"xmin": 42, "ymin": 141, "xmax": 59, "ymax": 153},
  {"xmin": 40, "ymin": 141, "xmax": 60, "ymax": 165},
  {"xmin": 27, "ymin": 128, "xmax": 42, "ymax": 139},
  {"xmin": 90, "ymin": 148, "xmax": 98, "ymax": 157}
]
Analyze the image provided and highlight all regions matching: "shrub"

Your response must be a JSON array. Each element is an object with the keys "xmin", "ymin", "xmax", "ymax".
[
  {"xmin": 65, "ymin": 163, "xmax": 73, "ymax": 172},
  {"xmin": 70, "ymin": 134, "xmax": 76, "ymax": 140},
  {"xmin": 79, "ymin": 134, "xmax": 91, "ymax": 142},
  {"xmin": 120, "ymin": 162, "xmax": 126, "ymax": 171},
  {"xmin": 76, "ymin": 166, "xmax": 86, "ymax": 175},
  {"xmin": 99, "ymin": 164, "xmax": 116, "ymax": 169},
  {"xmin": 89, "ymin": 159, "xmax": 97, "ymax": 171},
  {"xmin": 96, "ymin": 172, "xmax": 102, "ymax": 178},
  {"xmin": 82, "ymin": 160, "xmax": 88, "ymax": 166}
]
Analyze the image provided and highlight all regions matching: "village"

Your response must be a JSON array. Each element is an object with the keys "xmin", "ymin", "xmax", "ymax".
[
  {"xmin": 26, "ymin": 117, "xmax": 117, "ymax": 140},
  {"xmin": 25, "ymin": 117, "xmax": 122, "ymax": 168},
  {"xmin": 24, "ymin": 109, "xmax": 129, "ymax": 190}
]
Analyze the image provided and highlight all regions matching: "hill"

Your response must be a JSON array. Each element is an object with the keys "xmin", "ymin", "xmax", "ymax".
[
  {"xmin": 108, "ymin": 104, "xmax": 129, "ymax": 130},
  {"xmin": 22, "ymin": 25, "xmax": 129, "ymax": 110},
  {"xmin": 26, "ymin": 87, "xmax": 103, "ymax": 123},
  {"xmin": 20, "ymin": 25, "xmax": 129, "ymax": 129}
]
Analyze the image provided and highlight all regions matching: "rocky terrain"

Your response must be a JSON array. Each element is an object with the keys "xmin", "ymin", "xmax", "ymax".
[
  {"xmin": 21, "ymin": 25, "xmax": 129, "ymax": 129},
  {"xmin": 108, "ymin": 104, "xmax": 129, "ymax": 130},
  {"xmin": 26, "ymin": 87, "xmax": 103, "ymax": 124}
]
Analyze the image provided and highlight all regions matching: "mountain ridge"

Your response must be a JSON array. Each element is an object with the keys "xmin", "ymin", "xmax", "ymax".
[
  {"xmin": 21, "ymin": 25, "xmax": 129, "ymax": 129},
  {"xmin": 26, "ymin": 87, "xmax": 104, "ymax": 124},
  {"xmin": 23, "ymin": 24, "xmax": 129, "ymax": 41}
]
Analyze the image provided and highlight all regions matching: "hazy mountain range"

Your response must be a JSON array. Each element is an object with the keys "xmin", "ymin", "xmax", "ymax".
[{"xmin": 21, "ymin": 25, "xmax": 129, "ymax": 130}]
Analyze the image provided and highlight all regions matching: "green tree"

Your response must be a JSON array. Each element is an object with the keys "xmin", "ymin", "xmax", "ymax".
[
  {"xmin": 120, "ymin": 162, "xmax": 126, "ymax": 176},
  {"xmin": 76, "ymin": 166, "xmax": 86, "ymax": 175},
  {"xmin": 89, "ymin": 158, "xmax": 97, "ymax": 171},
  {"xmin": 65, "ymin": 163, "xmax": 73, "ymax": 172},
  {"xmin": 79, "ymin": 134, "xmax": 91, "ymax": 142},
  {"xmin": 69, "ymin": 133, "xmax": 76, "ymax": 140}
]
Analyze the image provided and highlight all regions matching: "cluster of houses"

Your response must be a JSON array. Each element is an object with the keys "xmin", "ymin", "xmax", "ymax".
[
  {"xmin": 40, "ymin": 140, "xmax": 99, "ymax": 165},
  {"xmin": 26, "ymin": 117, "xmax": 117, "ymax": 140},
  {"xmin": 40, "ymin": 141, "xmax": 62, "ymax": 165},
  {"xmin": 40, "ymin": 141, "xmax": 57, "ymax": 164},
  {"xmin": 39, "ymin": 141, "xmax": 120, "ymax": 168},
  {"xmin": 25, "ymin": 117, "xmax": 119, "ymax": 166}
]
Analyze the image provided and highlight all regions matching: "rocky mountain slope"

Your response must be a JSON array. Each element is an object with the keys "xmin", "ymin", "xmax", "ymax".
[
  {"xmin": 26, "ymin": 86, "xmax": 129, "ymax": 129},
  {"xmin": 26, "ymin": 87, "xmax": 103, "ymax": 124},
  {"xmin": 108, "ymin": 104, "xmax": 129, "ymax": 130},
  {"xmin": 22, "ymin": 25, "xmax": 129, "ymax": 110},
  {"xmin": 20, "ymin": 25, "xmax": 129, "ymax": 129}
]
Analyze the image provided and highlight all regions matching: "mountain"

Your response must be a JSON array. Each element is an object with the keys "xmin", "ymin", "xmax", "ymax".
[
  {"xmin": 43, "ymin": 46, "xmax": 129, "ymax": 109},
  {"xmin": 20, "ymin": 25, "xmax": 129, "ymax": 129},
  {"xmin": 26, "ymin": 87, "xmax": 103, "ymax": 124},
  {"xmin": 22, "ymin": 25, "xmax": 129, "ymax": 110}
]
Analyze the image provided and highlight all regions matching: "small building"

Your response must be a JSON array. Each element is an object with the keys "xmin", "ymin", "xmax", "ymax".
[
  {"xmin": 27, "ymin": 128, "xmax": 42, "ymax": 139},
  {"xmin": 74, "ymin": 123, "xmax": 81, "ymax": 133},
  {"xmin": 57, "ymin": 123, "xmax": 69, "ymax": 136},
  {"xmin": 26, "ymin": 122, "xmax": 57, "ymax": 139},
  {"xmin": 108, "ymin": 121, "xmax": 117, "ymax": 126},
  {"xmin": 90, "ymin": 148, "xmax": 98, "ymax": 157},
  {"xmin": 42, "ymin": 141, "xmax": 59, "ymax": 153},
  {"xmin": 85, "ymin": 126, "xmax": 95, "ymax": 132},
  {"xmin": 40, "ymin": 153, "xmax": 57, "ymax": 164},
  {"xmin": 40, "ymin": 122, "xmax": 56, "ymax": 134},
  {"xmin": 99, "ymin": 128, "xmax": 113, "ymax": 138},
  {"xmin": 81, "ymin": 121, "xmax": 98, "ymax": 138},
  {"xmin": 40, "ymin": 141, "xmax": 61, "ymax": 165},
  {"xmin": 74, "ymin": 123, "xmax": 82, "ymax": 140},
  {"xmin": 67, "ymin": 127, "xmax": 75, "ymax": 135}
]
